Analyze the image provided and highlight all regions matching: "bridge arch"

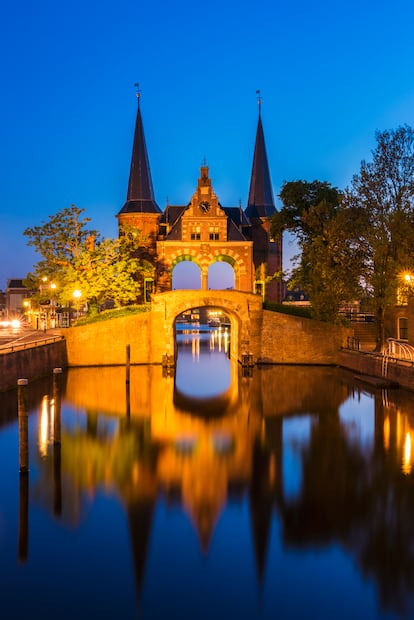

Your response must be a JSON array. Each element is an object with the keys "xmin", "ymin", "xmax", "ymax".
[{"xmin": 150, "ymin": 290, "xmax": 263, "ymax": 365}]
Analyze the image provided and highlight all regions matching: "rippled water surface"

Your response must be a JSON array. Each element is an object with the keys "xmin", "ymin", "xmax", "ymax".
[{"xmin": 1, "ymin": 327, "xmax": 414, "ymax": 619}]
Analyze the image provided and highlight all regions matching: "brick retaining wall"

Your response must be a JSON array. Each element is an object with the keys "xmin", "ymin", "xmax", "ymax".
[
  {"xmin": 0, "ymin": 340, "xmax": 67, "ymax": 391},
  {"xmin": 339, "ymin": 349, "xmax": 414, "ymax": 392}
]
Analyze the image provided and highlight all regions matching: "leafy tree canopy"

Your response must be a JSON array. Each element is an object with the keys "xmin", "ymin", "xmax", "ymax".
[
  {"xmin": 23, "ymin": 205, "xmax": 154, "ymax": 312},
  {"xmin": 343, "ymin": 124, "xmax": 414, "ymax": 348},
  {"xmin": 271, "ymin": 180, "xmax": 365, "ymax": 323}
]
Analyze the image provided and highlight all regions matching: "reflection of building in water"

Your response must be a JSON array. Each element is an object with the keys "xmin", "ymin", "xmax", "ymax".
[
  {"xmin": 21, "ymin": 365, "xmax": 414, "ymax": 615},
  {"xmin": 379, "ymin": 391, "xmax": 414, "ymax": 475}
]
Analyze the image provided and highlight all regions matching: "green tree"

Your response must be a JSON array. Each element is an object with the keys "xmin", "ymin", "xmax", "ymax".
[
  {"xmin": 343, "ymin": 125, "xmax": 414, "ymax": 349},
  {"xmin": 271, "ymin": 180, "xmax": 365, "ymax": 323},
  {"xmin": 23, "ymin": 205, "xmax": 154, "ymax": 314}
]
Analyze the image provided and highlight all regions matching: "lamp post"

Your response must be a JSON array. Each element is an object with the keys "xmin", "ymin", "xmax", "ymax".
[{"xmin": 50, "ymin": 283, "xmax": 57, "ymax": 328}]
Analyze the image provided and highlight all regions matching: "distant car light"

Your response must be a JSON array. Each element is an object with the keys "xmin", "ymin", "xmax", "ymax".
[{"xmin": 10, "ymin": 319, "xmax": 21, "ymax": 328}]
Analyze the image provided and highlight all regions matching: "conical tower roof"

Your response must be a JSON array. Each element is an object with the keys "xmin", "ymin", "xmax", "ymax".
[
  {"xmin": 245, "ymin": 104, "xmax": 276, "ymax": 219},
  {"xmin": 118, "ymin": 96, "xmax": 161, "ymax": 215}
]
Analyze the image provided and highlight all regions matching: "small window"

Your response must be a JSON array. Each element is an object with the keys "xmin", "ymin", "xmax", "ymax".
[
  {"xmin": 191, "ymin": 226, "xmax": 201, "ymax": 240},
  {"xmin": 209, "ymin": 226, "xmax": 219, "ymax": 241},
  {"xmin": 399, "ymin": 317, "xmax": 408, "ymax": 340}
]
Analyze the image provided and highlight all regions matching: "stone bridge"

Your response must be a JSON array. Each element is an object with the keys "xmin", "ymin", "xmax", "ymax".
[
  {"xmin": 64, "ymin": 290, "xmax": 351, "ymax": 367},
  {"xmin": 150, "ymin": 290, "xmax": 263, "ymax": 364}
]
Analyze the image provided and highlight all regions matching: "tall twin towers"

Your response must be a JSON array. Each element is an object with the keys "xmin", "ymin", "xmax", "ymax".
[{"xmin": 116, "ymin": 95, "xmax": 283, "ymax": 302}]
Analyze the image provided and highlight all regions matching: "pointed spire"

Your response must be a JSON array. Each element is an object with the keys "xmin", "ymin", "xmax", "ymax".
[
  {"xmin": 245, "ymin": 95, "xmax": 276, "ymax": 219},
  {"xmin": 118, "ymin": 88, "xmax": 161, "ymax": 214}
]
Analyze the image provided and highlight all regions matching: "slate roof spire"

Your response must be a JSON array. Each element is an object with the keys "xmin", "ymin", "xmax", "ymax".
[
  {"xmin": 245, "ymin": 94, "xmax": 276, "ymax": 219},
  {"xmin": 118, "ymin": 88, "xmax": 161, "ymax": 214}
]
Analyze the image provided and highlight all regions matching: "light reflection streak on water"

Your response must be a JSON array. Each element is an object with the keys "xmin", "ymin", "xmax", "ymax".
[
  {"xmin": 39, "ymin": 394, "xmax": 55, "ymax": 457},
  {"xmin": 403, "ymin": 432, "xmax": 412, "ymax": 474},
  {"xmin": 209, "ymin": 326, "xmax": 230, "ymax": 355}
]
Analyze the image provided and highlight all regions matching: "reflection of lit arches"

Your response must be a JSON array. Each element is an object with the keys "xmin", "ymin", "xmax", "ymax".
[{"xmin": 173, "ymin": 384, "xmax": 240, "ymax": 418}]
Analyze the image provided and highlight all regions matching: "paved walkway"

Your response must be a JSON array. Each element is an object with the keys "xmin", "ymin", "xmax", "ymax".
[{"xmin": 0, "ymin": 328, "xmax": 64, "ymax": 352}]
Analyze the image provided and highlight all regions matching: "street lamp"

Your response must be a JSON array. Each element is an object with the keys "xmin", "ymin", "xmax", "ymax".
[{"xmin": 50, "ymin": 283, "xmax": 57, "ymax": 328}]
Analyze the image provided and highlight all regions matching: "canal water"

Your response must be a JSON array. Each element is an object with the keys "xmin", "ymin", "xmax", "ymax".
[{"xmin": 1, "ymin": 325, "xmax": 414, "ymax": 619}]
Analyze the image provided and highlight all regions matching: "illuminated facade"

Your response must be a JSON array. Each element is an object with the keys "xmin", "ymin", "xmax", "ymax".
[{"xmin": 116, "ymin": 96, "xmax": 283, "ymax": 302}]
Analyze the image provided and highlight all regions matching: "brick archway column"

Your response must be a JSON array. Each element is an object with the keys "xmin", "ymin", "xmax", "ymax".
[{"xmin": 201, "ymin": 267, "xmax": 208, "ymax": 290}]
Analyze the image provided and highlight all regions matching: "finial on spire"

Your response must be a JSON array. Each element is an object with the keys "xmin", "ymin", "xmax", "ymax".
[
  {"xmin": 134, "ymin": 82, "xmax": 141, "ymax": 107},
  {"xmin": 256, "ymin": 89, "xmax": 262, "ymax": 116}
]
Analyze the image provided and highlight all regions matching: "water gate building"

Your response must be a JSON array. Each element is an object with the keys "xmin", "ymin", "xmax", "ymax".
[{"xmin": 116, "ymin": 96, "xmax": 283, "ymax": 303}]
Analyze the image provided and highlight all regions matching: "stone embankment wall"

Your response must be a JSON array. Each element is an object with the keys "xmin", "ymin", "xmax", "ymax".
[
  {"xmin": 63, "ymin": 305, "xmax": 351, "ymax": 367},
  {"xmin": 64, "ymin": 313, "xmax": 152, "ymax": 366},
  {"xmin": 0, "ymin": 340, "xmax": 67, "ymax": 391},
  {"xmin": 259, "ymin": 310, "xmax": 350, "ymax": 365},
  {"xmin": 339, "ymin": 349, "xmax": 414, "ymax": 391}
]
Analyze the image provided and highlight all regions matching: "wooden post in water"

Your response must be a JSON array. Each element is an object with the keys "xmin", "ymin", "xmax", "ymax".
[
  {"xmin": 18, "ymin": 468, "xmax": 29, "ymax": 563},
  {"xmin": 17, "ymin": 378, "xmax": 29, "ymax": 562},
  {"xmin": 126, "ymin": 344, "xmax": 131, "ymax": 417},
  {"xmin": 17, "ymin": 379, "xmax": 29, "ymax": 473},
  {"xmin": 53, "ymin": 368, "xmax": 62, "ymax": 445},
  {"xmin": 52, "ymin": 368, "xmax": 62, "ymax": 516}
]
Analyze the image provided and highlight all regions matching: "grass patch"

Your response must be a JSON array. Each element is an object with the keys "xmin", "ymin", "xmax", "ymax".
[
  {"xmin": 263, "ymin": 302, "xmax": 313, "ymax": 319},
  {"xmin": 73, "ymin": 304, "xmax": 151, "ymax": 326}
]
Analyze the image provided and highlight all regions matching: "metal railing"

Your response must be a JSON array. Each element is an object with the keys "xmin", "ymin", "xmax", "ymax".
[
  {"xmin": 0, "ymin": 335, "xmax": 65, "ymax": 355},
  {"xmin": 381, "ymin": 339, "xmax": 414, "ymax": 377},
  {"xmin": 384, "ymin": 338, "xmax": 414, "ymax": 361}
]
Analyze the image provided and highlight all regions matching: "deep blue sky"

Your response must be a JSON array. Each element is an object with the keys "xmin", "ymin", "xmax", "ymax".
[{"xmin": 2, "ymin": 0, "xmax": 414, "ymax": 290}]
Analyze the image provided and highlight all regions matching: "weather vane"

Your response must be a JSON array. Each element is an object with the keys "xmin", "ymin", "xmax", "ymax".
[
  {"xmin": 256, "ymin": 89, "xmax": 262, "ymax": 112},
  {"xmin": 134, "ymin": 82, "xmax": 141, "ymax": 99}
]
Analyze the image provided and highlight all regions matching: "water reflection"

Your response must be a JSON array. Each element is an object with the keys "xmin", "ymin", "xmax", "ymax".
[
  {"xmin": 3, "ymin": 359, "xmax": 414, "ymax": 618},
  {"xmin": 175, "ymin": 323, "xmax": 231, "ymax": 398}
]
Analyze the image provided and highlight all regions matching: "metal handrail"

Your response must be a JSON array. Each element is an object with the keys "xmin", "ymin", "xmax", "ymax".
[
  {"xmin": 0, "ymin": 335, "xmax": 65, "ymax": 355},
  {"xmin": 385, "ymin": 338, "xmax": 414, "ymax": 361},
  {"xmin": 381, "ymin": 339, "xmax": 414, "ymax": 376}
]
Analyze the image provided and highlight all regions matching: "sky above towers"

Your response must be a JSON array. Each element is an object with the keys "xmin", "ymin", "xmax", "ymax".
[{"xmin": 1, "ymin": 0, "xmax": 414, "ymax": 290}]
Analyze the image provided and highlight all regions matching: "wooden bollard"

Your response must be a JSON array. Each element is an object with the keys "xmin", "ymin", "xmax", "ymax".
[
  {"xmin": 52, "ymin": 368, "xmax": 63, "ymax": 516},
  {"xmin": 17, "ymin": 379, "xmax": 29, "ymax": 473},
  {"xmin": 18, "ymin": 471, "xmax": 29, "ymax": 563},
  {"xmin": 53, "ymin": 368, "xmax": 62, "ymax": 445},
  {"xmin": 126, "ymin": 344, "xmax": 131, "ymax": 384},
  {"xmin": 126, "ymin": 345, "xmax": 131, "ymax": 417}
]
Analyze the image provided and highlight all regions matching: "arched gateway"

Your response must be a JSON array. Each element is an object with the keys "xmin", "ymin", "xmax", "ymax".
[{"xmin": 150, "ymin": 290, "xmax": 263, "ymax": 365}]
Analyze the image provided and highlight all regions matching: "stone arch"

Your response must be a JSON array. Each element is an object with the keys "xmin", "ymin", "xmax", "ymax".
[
  {"xmin": 172, "ymin": 258, "xmax": 202, "ymax": 290},
  {"xmin": 166, "ymin": 249, "xmax": 250, "ymax": 292},
  {"xmin": 150, "ymin": 290, "xmax": 263, "ymax": 365},
  {"xmin": 208, "ymin": 260, "xmax": 235, "ymax": 290}
]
